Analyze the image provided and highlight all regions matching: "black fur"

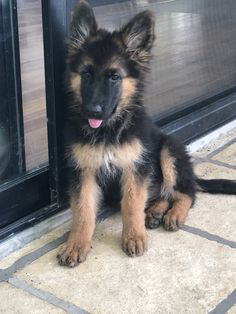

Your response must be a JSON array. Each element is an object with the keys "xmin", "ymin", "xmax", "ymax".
[
  {"xmin": 57, "ymin": 1, "xmax": 236, "ymax": 267},
  {"xmin": 65, "ymin": 2, "xmax": 235, "ymax": 223},
  {"xmin": 196, "ymin": 178, "xmax": 236, "ymax": 195}
]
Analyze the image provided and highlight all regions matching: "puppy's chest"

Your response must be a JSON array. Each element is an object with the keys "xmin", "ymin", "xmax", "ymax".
[{"xmin": 71, "ymin": 139, "xmax": 144, "ymax": 173}]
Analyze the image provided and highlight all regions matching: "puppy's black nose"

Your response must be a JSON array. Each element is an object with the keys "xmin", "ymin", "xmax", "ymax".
[
  {"xmin": 85, "ymin": 104, "xmax": 103, "ymax": 118},
  {"xmin": 86, "ymin": 105, "xmax": 102, "ymax": 114}
]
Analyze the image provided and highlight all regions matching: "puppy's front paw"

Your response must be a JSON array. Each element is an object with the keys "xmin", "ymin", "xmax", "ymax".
[
  {"xmin": 57, "ymin": 240, "xmax": 91, "ymax": 267},
  {"xmin": 145, "ymin": 212, "xmax": 164, "ymax": 229},
  {"xmin": 164, "ymin": 210, "xmax": 185, "ymax": 231},
  {"xmin": 122, "ymin": 229, "xmax": 148, "ymax": 257}
]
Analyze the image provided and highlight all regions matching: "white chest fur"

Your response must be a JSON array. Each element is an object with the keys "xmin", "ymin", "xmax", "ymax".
[{"xmin": 72, "ymin": 139, "xmax": 144, "ymax": 172}]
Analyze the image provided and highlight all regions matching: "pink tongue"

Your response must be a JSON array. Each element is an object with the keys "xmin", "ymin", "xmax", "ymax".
[{"xmin": 88, "ymin": 119, "xmax": 103, "ymax": 128}]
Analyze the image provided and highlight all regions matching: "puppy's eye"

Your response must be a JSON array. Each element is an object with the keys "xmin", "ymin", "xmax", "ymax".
[
  {"xmin": 82, "ymin": 71, "xmax": 92, "ymax": 79},
  {"xmin": 110, "ymin": 73, "xmax": 121, "ymax": 81}
]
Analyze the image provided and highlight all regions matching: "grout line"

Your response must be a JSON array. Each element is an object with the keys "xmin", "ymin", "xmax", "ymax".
[
  {"xmin": 0, "ymin": 206, "xmax": 118, "ymax": 280},
  {"xmin": 0, "ymin": 232, "xmax": 68, "ymax": 282},
  {"xmin": 0, "ymin": 206, "xmax": 118, "ymax": 281},
  {"xmin": 0, "ymin": 209, "xmax": 71, "ymax": 260},
  {"xmin": 206, "ymin": 137, "xmax": 236, "ymax": 158},
  {"xmin": 192, "ymin": 158, "xmax": 206, "ymax": 166},
  {"xmin": 193, "ymin": 156, "xmax": 236, "ymax": 170},
  {"xmin": 207, "ymin": 159, "xmax": 236, "ymax": 169},
  {"xmin": 182, "ymin": 225, "xmax": 236, "ymax": 249},
  {"xmin": 8, "ymin": 277, "xmax": 89, "ymax": 314},
  {"xmin": 208, "ymin": 288, "xmax": 236, "ymax": 314},
  {"xmin": 7, "ymin": 232, "xmax": 68, "ymax": 275}
]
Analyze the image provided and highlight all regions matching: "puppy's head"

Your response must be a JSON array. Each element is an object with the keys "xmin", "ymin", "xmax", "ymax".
[{"xmin": 68, "ymin": 1, "xmax": 155, "ymax": 129}]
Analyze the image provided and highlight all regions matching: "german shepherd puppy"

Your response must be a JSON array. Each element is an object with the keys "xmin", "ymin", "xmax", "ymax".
[{"xmin": 57, "ymin": 1, "xmax": 236, "ymax": 267}]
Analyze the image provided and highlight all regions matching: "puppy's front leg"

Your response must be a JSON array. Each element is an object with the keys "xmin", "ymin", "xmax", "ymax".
[
  {"xmin": 121, "ymin": 169, "xmax": 149, "ymax": 257},
  {"xmin": 57, "ymin": 169, "xmax": 100, "ymax": 267}
]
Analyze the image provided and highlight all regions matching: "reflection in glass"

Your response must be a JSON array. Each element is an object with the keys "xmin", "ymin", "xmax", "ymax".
[{"xmin": 18, "ymin": 0, "xmax": 48, "ymax": 170}]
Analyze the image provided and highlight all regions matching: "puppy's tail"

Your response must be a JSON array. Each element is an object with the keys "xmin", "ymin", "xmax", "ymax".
[{"xmin": 196, "ymin": 178, "xmax": 236, "ymax": 195}]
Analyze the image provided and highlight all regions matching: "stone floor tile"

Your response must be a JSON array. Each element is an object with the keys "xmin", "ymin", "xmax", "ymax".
[
  {"xmin": 212, "ymin": 142, "xmax": 236, "ymax": 166},
  {"xmin": 195, "ymin": 162, "xmax": 236, "ymax": 180},
  {"xmin": 192, "ymin": 128, "xmax": 236, "ymax": 158},
  {"xmin": 228, "ymin": 304, "xmax": 236, "ymax": 314},
  {"xmin": 189, "ymin": 162, "xmax": 236, "ymax": 240},
  {"xmin": 16, "ymin": 214, "xmax": 236, "ymax": 314},
  {"xmin": 187, "ymin": 193, "xmax": 236, "ymax": 241},
  {"xmin": 0, "ymin": 222, "xmax": 70, "ymax": 269},
  {"xmin": 0, "ymin": 282, "xmax": 65, "ymax": 313}
]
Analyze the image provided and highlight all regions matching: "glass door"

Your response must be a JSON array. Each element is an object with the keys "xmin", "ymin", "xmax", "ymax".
[{"xmin": 0, "ymin": 0, "xmax": 64, "ymax": 239}]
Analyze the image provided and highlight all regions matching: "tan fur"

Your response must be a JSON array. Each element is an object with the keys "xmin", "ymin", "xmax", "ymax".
[
  {"xmin": 70, "ymin": 73, "xmax": 81, "ymax": 100},
  {"xmin": 120, "ymin": 77, "xmax": 137, "ymax": 107},
  {"xmin": 81, "ymin": 56, "xmax": 94, "ymax": 67},
  {"xmin": 109, "ymin": 59, "xmax": 127, "ymax": 77},
  {"xmin": 112, "ymin": 77, "xmax": 137, "ymax": 121},
  {"xmin": 145, "ymin": 200, "xmax": 170, "ymax": 228},
  {"xmin": 69, "ymin": 55, "xmax": 94, "ymax": 92},
  {"xmin": 146, "ymin": 200, "xmax": 170, "ymax": 216},
  {"xmin": 164, "ymin": 192, "xmax": 192, "ymax": 230},
  {"xmin": 72, "ymin": 138, "xmax": 145, "ymax": 172},
  {"xmin": 160, "ymin": 148, "xmax": 177, "ymax": 198},
  {"xmin": 121, "ymin": 170, "xmax": 149, "ymax": 256},
  {"xmin": 57, "ymin": 169, "xmax": 101, "ymax": 266}
]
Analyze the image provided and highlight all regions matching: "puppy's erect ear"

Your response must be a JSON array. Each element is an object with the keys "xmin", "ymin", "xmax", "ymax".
[
  {"xmin": 120, "ymin": 10, "xmax": 155, "ymax": 64},
  {"xmin": 70, "ymin": 1, "xmax": 97, "ymax": 52}
]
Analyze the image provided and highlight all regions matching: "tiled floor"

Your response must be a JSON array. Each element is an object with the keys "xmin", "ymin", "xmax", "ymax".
[{"xmin": 0, "ymin": 128, "xmax": 235, "ymax": 314}]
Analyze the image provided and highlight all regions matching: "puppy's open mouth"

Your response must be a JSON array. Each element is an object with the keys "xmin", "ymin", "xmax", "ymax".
[{"xmin": 88, "ymin": 119, "xmax": 103, "ymax": 128}]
